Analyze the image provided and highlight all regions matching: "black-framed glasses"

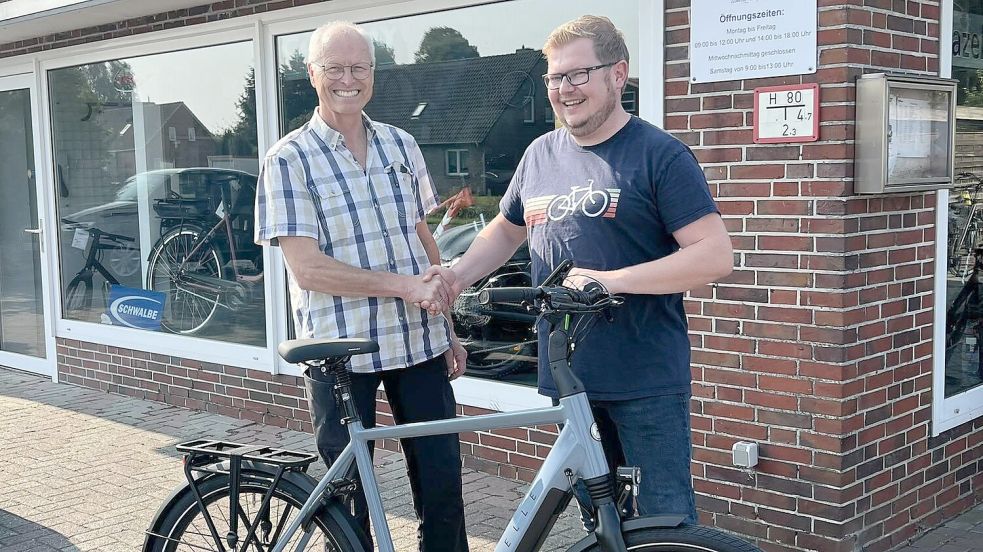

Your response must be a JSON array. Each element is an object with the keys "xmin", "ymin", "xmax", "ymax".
[
  {"xmin": 542, "ymin": 62, "xmax": 616, "ymax": 90},
  {"xmin": 311, "ymin": 62, "xmax": 374, "ymax": 80}
]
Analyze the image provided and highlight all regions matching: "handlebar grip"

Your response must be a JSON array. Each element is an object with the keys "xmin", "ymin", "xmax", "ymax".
[
  {"xmin": 478, "ymin": 287, "xmax": 542, "ymax": 305},
  {"xmin": 103, "ymin": 232, "xmax": 135, "ymax": 242}
]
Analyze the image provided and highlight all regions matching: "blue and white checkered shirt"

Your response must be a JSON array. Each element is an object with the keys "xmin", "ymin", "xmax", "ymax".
[{"xmin": 255, "ymin": 109, "xmax": 451, "ymax": 373}]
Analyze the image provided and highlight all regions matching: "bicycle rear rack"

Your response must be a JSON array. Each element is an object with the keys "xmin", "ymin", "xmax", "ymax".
[
  {"xmin": 176, "ymin": 439, "xmax": 318, "ymax": 469},
  {"xmin": 170, "ymin": 439, "xmax": 321, "ymax": 550}
]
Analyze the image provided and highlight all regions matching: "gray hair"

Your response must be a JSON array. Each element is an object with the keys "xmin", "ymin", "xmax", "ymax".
[{"xmin": 307, "ymin": 21, "xmax": 375, "ymax": 64}]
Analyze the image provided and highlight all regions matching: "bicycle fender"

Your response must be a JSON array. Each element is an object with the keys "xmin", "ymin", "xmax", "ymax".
[{"xmin": 563, "ymin": 515, "xmax": 688, "ymax": 552}]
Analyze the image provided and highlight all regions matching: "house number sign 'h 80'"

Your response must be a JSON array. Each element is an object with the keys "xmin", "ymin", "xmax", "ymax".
[{"xmin": 752, "ymin": 83, "xmax": 820, "ymax": 144}]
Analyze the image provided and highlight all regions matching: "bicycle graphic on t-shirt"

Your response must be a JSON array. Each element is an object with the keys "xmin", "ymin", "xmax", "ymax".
[{"xmin": 546, "ymin": 180, "xmax": 611, "ymax": 221}]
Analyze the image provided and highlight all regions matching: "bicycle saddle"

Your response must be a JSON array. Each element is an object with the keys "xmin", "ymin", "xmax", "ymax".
[{"xmin": 278, "ymin": 338, "xmax": 379, "ymax": 364}]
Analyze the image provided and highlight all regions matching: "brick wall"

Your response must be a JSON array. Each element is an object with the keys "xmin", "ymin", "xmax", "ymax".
[{"xmin": 666, "ymin": 1, "xmax": 982, "ymax": 552}]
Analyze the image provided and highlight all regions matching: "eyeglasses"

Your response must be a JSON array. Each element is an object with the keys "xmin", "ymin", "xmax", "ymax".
[
  {"xmin": 542, "ymin": 62, "xmax": 616, "ymax": 90},
  {"xmin": 311, "ymin": 62, "xmax": 374, "ymax": 80}
]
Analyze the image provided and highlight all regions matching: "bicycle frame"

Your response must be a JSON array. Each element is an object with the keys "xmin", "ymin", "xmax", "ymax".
[
  {"xmin": 163, "ymin": 192, "xmax": 262, "ymax": 308},
  {"xmin": 271, "ymin": 391, "xmax": 610, "ymax": 552},
  {"xmin": 78, "ymin": 236, "xmax": 123, "ymax": 287}
]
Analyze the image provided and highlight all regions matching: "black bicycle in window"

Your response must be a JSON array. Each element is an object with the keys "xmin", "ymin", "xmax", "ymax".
[
  {"xmin": 945, "ymin": 245, "xmax": 983, "ymax": 382},
  {"xmin": 145, "ymin": 172, "xmax": 263, "ymax": 335},
  {"xmin": 61, "ymin": 218, "xmax": 135, "ymax": 319}
]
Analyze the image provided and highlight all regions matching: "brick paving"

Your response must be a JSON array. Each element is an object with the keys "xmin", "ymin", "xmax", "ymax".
[
  {"xmin": 1, "ymin": 365, "xmax": 981, "ymax": 552},
  {"xmin": 0, "ymin": 367, "xmax": 583, "ymax": 551}
]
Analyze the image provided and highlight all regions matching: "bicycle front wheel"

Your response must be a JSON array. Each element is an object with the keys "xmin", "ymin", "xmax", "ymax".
[
  {"xmin": 147, "ymin": 226, "xmax": 224, "ymax": 334},
  {"xmin": 579, "ymin": 525, "xmax": 760, "ymax": 552},
  {"xmin": 64, "ymin": 276, "xmax": 92, "ymax": 319},
  {"xmin": 146, "ymin": 473, "xmax": 360, "ymax": 552}
]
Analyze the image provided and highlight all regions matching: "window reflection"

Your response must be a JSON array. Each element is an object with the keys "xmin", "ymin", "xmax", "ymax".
[
  {"xmin": 276, "ymin": 0, "xmax": 640, "ymax": 385},
  {"xmin": 946, "ymin": 4, "xmax": 983, "ymax": 396},
  {"xmin": 48, "ymin": 41, "xmax": 266, "ymax": 346}
]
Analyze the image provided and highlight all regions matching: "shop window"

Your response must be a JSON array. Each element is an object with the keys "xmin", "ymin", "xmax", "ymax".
[
  {"xmin": 275, "ymin": 0, "xmax": 641, "ymax": 386},
  {"xmin": 938, "ymin": 4, "xmax": 983, "ymax": 431},
  {"xmin": 47, "ymin": 41, "xmax": 266, "ymax": 346},
  {"xmin": 446, "ymin": 149, "xmax": 469, "ymax": 176}
]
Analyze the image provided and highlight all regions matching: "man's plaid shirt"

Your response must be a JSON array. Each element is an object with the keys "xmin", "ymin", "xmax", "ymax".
[{"xmin": 255, "ymin": 110, "xmax": 451, "ymax": 373}]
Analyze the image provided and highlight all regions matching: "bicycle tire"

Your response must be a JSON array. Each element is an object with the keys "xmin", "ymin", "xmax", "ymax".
[
  {"xmin": 145, "ymin": 472, "xmax": 361, "ymax": 552},
  {"xmin": 146, "ymin": 226, "xmax": 224, "ymax": 334},
  {"xmin": 64, "ymin": 276, "xmax": 92, "ymax": 317},
  {"xmin": 577, "ymin": 524, "xmax": 760, "ymax": 552},
  {"xmin": 465, "ymin": 341, "xmax": 535, "ymax": 378}
]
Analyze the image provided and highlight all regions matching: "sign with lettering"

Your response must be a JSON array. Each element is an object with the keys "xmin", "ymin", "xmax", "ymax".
[
  {"xmin": 753, "ymin": 83, "xmax": 820, "ymax": 143},
  {"xmin": 105, "ymin": 285, "xmax": 166, "ymax": 330},
  {"xmin": 953, "ymin": 10, "xmax": 983, "ymax": 69},
  {"xmin": 690, "ymin": 0, "xmax": 817, "ymax": 83}
]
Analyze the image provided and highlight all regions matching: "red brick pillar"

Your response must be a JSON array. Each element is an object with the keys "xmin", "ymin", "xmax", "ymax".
[{"xmin": 666, "ymin": 2, "xmax": 982, "ymax": 551}]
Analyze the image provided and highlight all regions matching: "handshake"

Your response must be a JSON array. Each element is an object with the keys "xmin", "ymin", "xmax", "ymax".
[{"xmin": 405, "ymin": 265, "xmax": 461, "ymax": 316}]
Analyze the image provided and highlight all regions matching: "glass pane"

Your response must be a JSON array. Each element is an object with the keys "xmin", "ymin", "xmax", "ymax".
[
  {"xmin": 275, "ymin": 0, "xmax": 640, "ymax": 385},
  {"xmin": 447, "ymin": 150, "xmax": 459, "ymax": 174},
  {"xmin": 886, "ymin": 87, "xmax": 951, "ymax": 182},
  {"xmin": 946, "ymin": 4, "xmax": 983, "ymax": 397},
  {"xmin": 0, "ymin": 88, "xmax": 45, "ymax": 357},
  {"xmin": 49, "ymin": 41, "xmax": 266, "ymax": 346}
]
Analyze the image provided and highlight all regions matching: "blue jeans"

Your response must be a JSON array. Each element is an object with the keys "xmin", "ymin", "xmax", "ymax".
[{"xmin": 577, "ymin": 392, "xmax": 698, "ymax": 525}]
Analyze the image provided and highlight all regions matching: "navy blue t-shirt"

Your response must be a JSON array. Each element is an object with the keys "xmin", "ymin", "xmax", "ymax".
[{"xmin": 500, "ymin": 116, "xmax": 719, "ymax": 400}]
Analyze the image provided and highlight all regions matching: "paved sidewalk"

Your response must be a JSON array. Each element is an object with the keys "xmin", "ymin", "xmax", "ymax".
[
  {"xmin": 0, "ymin": 367, "xmax": 584, "ymax": 551},
  {"xmin": 1, "ymin": 366, "xmax": 981, "ymax": 552}
]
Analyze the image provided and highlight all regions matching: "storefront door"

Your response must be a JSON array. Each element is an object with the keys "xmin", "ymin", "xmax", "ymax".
[{"xmin": 0, "ymin": 74, "xmax": 55, "ymax": 377}]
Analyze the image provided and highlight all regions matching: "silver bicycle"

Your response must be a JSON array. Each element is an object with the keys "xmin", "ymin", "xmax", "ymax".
[{"xmin": 144, "ymin": 261, "xmax": 760, "ymax": 552}]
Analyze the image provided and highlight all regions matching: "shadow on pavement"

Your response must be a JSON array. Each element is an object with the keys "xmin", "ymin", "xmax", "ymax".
[{"xmin": 0, "ymin": 509, "xmax": 81, "ymax": 551}]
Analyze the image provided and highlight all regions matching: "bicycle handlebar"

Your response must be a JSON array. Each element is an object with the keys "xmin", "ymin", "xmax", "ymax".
[
  {"xmin": 478, "ymin": 287, "xmax": 543, "ymax": 304},
  {"xmin": 61, "ymin": 218, "xmax": 135, "ymax": 244},
  {"xmin": 479, "ymin": 284, "xmax": 610, "ymax": 312}
]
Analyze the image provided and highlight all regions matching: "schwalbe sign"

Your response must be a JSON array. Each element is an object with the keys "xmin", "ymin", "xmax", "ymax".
[{"xmin": 106, "ymin": 285, "xmax": 166, "ymax": 330}]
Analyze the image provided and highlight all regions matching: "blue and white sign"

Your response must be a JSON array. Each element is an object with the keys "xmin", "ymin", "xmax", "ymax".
[{"xmin": 106, "ymin": 285, "xmax": 166, "ymax": 330}]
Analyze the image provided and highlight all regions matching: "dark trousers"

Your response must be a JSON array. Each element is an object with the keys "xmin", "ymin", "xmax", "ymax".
[
  {"xmin": 561, "ymin": 392, "xmax": 698, "ymax": 528},
  {"xmin": 305, "ymin": 355, "xmax": 469, "ymax": 552}
]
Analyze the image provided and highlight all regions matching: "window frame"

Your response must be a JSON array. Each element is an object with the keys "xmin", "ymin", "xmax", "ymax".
[
  {"xmin": 933, "ymin": 0, "xmax": 983, "ymax": 435},
  {"xmin": 446, "ymin": 148, "xmax": 470, "ymax": 176},
  {"xmin": 523, "ymin": 95, "xmax": 535, "ymax": 123},
  {"xmin": 35, "ymin": 24, "xmax": 274, "ymax": 371}
]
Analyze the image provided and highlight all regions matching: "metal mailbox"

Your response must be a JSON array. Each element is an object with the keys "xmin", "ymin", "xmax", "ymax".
[{"xmin": 855, "ymin": 73, "xmax": 957, "ymax": 194}]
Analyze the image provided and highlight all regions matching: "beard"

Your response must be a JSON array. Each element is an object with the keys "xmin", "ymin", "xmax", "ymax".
[{"xmin": 557, "ymin": 78, "xmax": 620, "ymax": 138}]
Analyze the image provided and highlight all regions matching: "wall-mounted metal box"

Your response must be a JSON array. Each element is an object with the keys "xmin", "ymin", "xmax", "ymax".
[{"xmin": 855, "ymin": 73, "xmax": 957, "ymax": 194}]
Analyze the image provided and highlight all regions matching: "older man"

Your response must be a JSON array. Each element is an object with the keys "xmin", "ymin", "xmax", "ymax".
[{"xmin": 255, "ymin": 21, "xmax": 469, "ymax": 551}]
